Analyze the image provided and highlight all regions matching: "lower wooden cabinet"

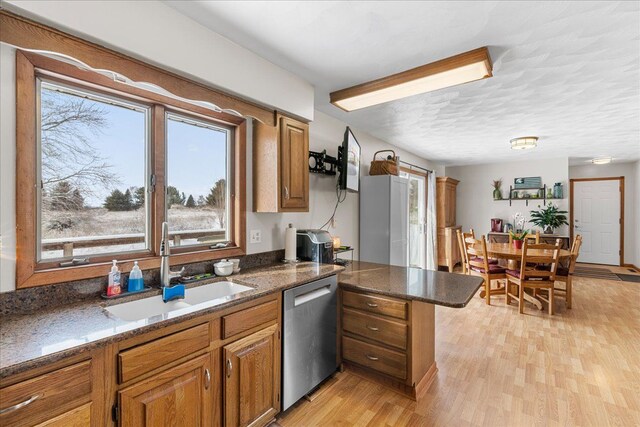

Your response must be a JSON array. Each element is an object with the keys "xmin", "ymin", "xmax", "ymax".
[
  {"xmin": 223, "ymin": 324, "xmax": 280, "ymax": 427},
  {"xmin": 34, "ymin": 403, "xmax": 92, "ymax": 427},
  {"xmin": 119, "ymin": 354, "xmax": 213, "ymax": 427}
]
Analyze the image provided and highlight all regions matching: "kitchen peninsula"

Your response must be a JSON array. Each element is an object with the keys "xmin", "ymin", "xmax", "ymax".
[{"xmin": 338, "ymin": 262, "xmax": 483, "ymax": 398}]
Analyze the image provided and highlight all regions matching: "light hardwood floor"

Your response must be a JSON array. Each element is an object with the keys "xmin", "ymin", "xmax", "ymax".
[{"xmin": 278, "ymin": 273, "xmax": 640, "ymax": 426}]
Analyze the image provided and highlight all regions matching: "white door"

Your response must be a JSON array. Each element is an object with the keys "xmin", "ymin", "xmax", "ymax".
[{"xmin": 573, "ymin": 180, "xmax": 621, "ymax": 265}]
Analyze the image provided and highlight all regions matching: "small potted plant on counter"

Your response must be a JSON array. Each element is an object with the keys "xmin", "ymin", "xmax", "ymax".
[
  {"xmin": 510, "ymin": 230, "xmax": 529, "ymax": 249},
  {"xmin": 529, "ymin": 202, "xmax": 569, "ymax": 234},
  {"xmin": 492, "ymin": 179, "xmax": 503, "ymax": 200}
]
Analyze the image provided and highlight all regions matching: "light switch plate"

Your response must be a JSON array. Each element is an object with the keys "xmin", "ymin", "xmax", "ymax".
[{"xmin": 250, "ymin": 230, "xmax": 262, "ymax": 244}]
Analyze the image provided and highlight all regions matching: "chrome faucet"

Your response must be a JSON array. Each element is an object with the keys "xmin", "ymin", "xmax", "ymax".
[{"xmin": 160, "ymin": 222, "xmax": 185, "ymax": 301}]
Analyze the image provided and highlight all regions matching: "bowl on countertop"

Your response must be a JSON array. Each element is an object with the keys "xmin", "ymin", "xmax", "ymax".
[{"xmin": 214, "ymin": 260, "xmax": 234, "ymax": 277}]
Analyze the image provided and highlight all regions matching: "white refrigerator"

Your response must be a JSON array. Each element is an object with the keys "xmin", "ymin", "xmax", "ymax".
[{"xmin": 359, "ymin": 175, "xmax": 409, "ymax": 266}]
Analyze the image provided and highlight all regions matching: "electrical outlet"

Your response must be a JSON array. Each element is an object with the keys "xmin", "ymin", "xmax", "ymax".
[{"xmin": 250, "ymin": 229, "xmax": 262, "ymax": 244}]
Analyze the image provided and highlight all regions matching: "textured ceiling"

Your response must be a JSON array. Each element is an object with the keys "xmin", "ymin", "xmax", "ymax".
[{"xmin": 165, "ymin": 1, "xmax": 640, "ymax": 166}]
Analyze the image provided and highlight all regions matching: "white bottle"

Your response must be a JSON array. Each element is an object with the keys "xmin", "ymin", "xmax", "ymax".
[{"xmin": 107, "ymin": 260, "xmax": 122, "ymax": 296}]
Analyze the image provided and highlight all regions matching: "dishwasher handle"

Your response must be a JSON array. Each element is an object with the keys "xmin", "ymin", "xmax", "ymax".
[{"xmin": 294, "ymin": 285, "xmax": 331, "ymax": 306}]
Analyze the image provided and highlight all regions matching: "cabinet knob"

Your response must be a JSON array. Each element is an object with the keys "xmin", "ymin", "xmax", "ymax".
[
  {"xmin": 226, "ymin": 359, "xmax": 233, "ymax": 378},
  {"xmin": 284, "ymin": 186, "xmax": 289, "ymax": 199},
  {"xmin": 366, "ymin": 325, "xmax": 379, "ymax": 332},
  {"xmin": 366, "ymin": 302, "xmax": 378, "ymax": 308},
  {"xmin": 204, "ymin": 368, "xmax": 211, "ymax": 390},
  {"xmin": 365, "ymin": 354, "xmax": 379, "ymax": 361}
]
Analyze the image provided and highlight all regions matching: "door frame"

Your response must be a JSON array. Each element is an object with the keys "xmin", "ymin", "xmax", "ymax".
[
  {"xmin": 569, "ymin": 176, "xmax": 624, "ymax": 266},
  {"xmin": 400, "ymin": 167, "xmax": 428, "ymax": 268}
]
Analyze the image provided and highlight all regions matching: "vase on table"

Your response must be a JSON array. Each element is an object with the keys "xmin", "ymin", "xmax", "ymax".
[
  {"xmin": 513, "ymin": 240, "xmax": 523, "ymax": 250},
  {"xmin": 544, "ymin": 226, "xmax": 553, "ymax": 235}
]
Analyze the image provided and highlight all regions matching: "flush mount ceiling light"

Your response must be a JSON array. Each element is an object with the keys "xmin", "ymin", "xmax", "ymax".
[
  {"xmin": 591, "ymin": 157, "xmax": 612, "ymax": 164},
  {"xmin": 510, "ymin": 136, "xmax": 538, "ymax": 150},
  {"xmin": 329, "ymin": 47, "xmax": 492, "ymax": 112}
]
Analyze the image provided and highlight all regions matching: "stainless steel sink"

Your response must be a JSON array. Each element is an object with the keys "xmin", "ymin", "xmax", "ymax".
[{"xmin": 105, "ymin": 281, "xmax": 253, "ymax": 322}]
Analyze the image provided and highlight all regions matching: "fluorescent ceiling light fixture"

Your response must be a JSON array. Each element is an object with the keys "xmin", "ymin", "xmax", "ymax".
[
  {"xmin": 330, "ymin": 47, "xmax": 492, "ymax": 111},
  {"xmin": 591, "ymin": 157, "xmax": 612, "ymax": 164},
  {"xmin": 510, "ymin": 136, "xmax": 538, "ymax": 150}
]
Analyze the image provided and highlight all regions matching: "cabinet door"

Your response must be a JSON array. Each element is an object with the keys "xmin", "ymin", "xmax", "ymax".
[
  {"xmin": 279, "ymin": 116, "xmax": 309, "ymax": 211},
  {"xmin": 119, "ymin": 354, "xmax": 213, "ymax": 427},
  {"xmin": 224, "ymin": 324, "xmax": 280, "ymax": 427}
]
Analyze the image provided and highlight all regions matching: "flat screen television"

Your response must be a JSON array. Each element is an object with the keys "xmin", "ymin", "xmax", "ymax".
[{"xmin": 338, "ymin": 127, "xmax": 361, "ymax": 192}]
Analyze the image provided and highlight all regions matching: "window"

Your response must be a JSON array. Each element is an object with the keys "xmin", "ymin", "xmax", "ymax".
[
  {"xmin": 38, "ymin": 80, "xmax": 150, "ymax": 260},
  {"xmin": 166, "ymin": 113, "xmax": 232, "ymax": 248},
  {"xmin": 16, "ymin": 49, "xmax": 247, "ymax": 288}
]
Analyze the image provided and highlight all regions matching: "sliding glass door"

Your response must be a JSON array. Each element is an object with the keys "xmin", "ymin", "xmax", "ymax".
[{"xmin": 400, "ymin": 171, "xmax": 427, "ymax": 269}]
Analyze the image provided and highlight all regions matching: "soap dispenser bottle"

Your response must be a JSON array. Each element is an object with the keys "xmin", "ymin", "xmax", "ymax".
[
  {"xmin": 128, "ymin": 261, "xmax": 144, "ymax": 292},
  {"xmin": 107, "ymin": 260, "xmax": 122, "ymax": 296}
]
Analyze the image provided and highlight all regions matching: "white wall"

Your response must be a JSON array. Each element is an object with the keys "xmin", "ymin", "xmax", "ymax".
[
  {"xmin": 1, "ymin": 0, "xmax": 315, "ymax": 120},
  {"xmin": 446, "ymin": 158, "xmax": 570, "ymax": 237},
  {"xmin": 569, "ymin": 161, "xmax": 638, "ymax": 266},
  {"xmin": 0, "ymin": 42, "xmax": 440, "ymax": 292}
]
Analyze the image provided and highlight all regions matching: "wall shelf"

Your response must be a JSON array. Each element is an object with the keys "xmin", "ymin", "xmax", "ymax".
[{"xmin": 493, "ymin": 184, "xmax": 563, "ymax": 206}]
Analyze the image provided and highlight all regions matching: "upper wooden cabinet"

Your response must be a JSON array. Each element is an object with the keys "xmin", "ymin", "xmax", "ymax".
[
  {"xmin": 224, "ymin": 324, "xmax": 280, "ymax": 427},
  {"xmin": 253, "ymin": 114, "xmax": 309, "ymax": 212},
  {"xmin": 436, "ymin": 177, "xmax": 458, "ymax": 228}
]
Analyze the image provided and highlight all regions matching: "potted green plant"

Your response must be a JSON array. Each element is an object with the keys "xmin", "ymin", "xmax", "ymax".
[
  {"xmin": 510, "ymin": 230, "xmax": 529, "ymax": 249},
  {"xmin": 492, "ymin": 179, "xmax": 502, "ymax": 200},
  {"xmin": 529, "ymin": 203, "xmax": 569, "ymax": 234}
]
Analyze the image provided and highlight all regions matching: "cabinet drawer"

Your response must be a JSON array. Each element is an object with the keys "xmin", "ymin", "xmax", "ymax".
[
  {"xmin": 342, "ymin": 290, "xmax": 407, "ymax": 320},
  {"xmin": 222, "ymin": 300, "xmax": 278, "ymax": 339},
  {"xmin": 343, "ymin": 336, "xmax": 407, "ymax": 380},
  {"xmin": 342, "ymin": 308, "xmax": 407, "ymax": 350},
  {"xmin": 118, "ymin": 323, "xmax": 209, "ymax": 383},
  {"xmin": 0, "ymin": 361, "xmax": 91, "ymax": 427}
]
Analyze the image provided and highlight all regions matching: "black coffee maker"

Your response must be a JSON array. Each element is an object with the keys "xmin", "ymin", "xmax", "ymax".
[{"xmin": 296, "ymin": 229, "xmax": 334, "ymax": 264}]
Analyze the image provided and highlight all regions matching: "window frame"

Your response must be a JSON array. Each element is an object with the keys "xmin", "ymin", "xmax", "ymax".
[{"xmin": 16, "ymin": 50, "xmax": 247, "ymax": 288}]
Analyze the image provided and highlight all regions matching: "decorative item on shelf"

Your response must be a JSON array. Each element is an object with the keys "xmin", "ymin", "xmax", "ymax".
[
  {"xmin": 538, "ymin": 188, "xmax": 545, "ymax": 198},
  {"xmin": 553, "ymin": 182, "xmax": 563, "ymax": 199},
  {"xmin": 547, "ymin": 187, "xmax": 553, "ymax": 198},
  {"xmin": 529, "ymin": 202, "xmax": 569, "ymax": 235},
  {"xmin": 369, "ymin": 150, "xmax": 399, "ymax": 176},
  {"xmin": 512, "ymin": 190, "xmax": 519, "ymax": 199},
  {"xmin": 491, "ymin": 218, "xmax": 503, "ymax": 232},
  {"xmin": 503, "ymin": 223, "xmax": 513, "ymax": 233},
  {"xmin": 510, "ymin": 230, "xmax": 529, "ymax": 249},
  {"xmin": 332, "ymin": 236, "xmax": 341, "ymax": 249},
  {"xmin": 492, "ymin": 179, "xmax": 503, "ymax": 200},
  {"xmin": 514, "ymin": 176, "xmax": 542, "ymax": 188}
]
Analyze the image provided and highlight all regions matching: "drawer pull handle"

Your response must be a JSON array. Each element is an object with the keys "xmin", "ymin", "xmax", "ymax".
[
  {"xmin": 0, "ymin": 394, "xmax": 40, "ymax": 415},
  {"xmin": 204, "ymin": 368, "xmax": 211, "ymax": 390},
  {"xmin": 226, "ymin": 359, "xmax": 233, "ymax": 378},
  {"xmin": 366, "ymin": 302, "xmax": 378, "ymax": 308},
  {"xmin": 365, "ymin": 354, "xmax": 379, "ymax": 361},
  {"xmin": 366, "ymin": 325, "xmax": 379, "ymax": 331}
]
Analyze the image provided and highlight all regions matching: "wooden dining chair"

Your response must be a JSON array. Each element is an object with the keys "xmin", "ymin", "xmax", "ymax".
[
  {"xmin": 466, "ymin": 235, "xmax": 506, "ymax": 305},
  {"xmin": 553, "ymin": 235, "xmax": 582, "ymax": 309},
  {"xmin": 456, "ymin": 229, "xmax": 469, "ymax": 274},
  {"xmin": 505, "ymin": 240, "xmax": 561, "ymax": 314}
]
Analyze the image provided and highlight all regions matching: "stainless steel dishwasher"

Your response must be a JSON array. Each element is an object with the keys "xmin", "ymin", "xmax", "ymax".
[{"xmin": 282, "ymin": 275, "xmax": 338, "ymax": 411}]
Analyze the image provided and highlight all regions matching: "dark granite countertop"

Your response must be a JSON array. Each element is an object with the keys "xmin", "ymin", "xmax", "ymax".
[
  {"xmin": 0, "ymin": 262, "xmax": 343, "ymax": 379},
  {"xmin": 339, "ymin": 261, "xmax": 483, "ymax": 308}
]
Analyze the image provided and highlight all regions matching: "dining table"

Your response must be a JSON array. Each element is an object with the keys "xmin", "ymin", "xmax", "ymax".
[{"xmin": 479, "ymin": 242, "xmax": 572, "ymax": 310}]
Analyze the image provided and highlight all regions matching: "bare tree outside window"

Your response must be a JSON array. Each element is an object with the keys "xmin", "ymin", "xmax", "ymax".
[{"xmin": 38, "ymin": 82, "xmax": 148, "ymax": 260}]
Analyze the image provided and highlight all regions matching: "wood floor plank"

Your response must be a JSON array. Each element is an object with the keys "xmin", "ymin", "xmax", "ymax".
[{"xmin": 278, "ymin": 274, "xmax": 640, "ymax": 426}]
